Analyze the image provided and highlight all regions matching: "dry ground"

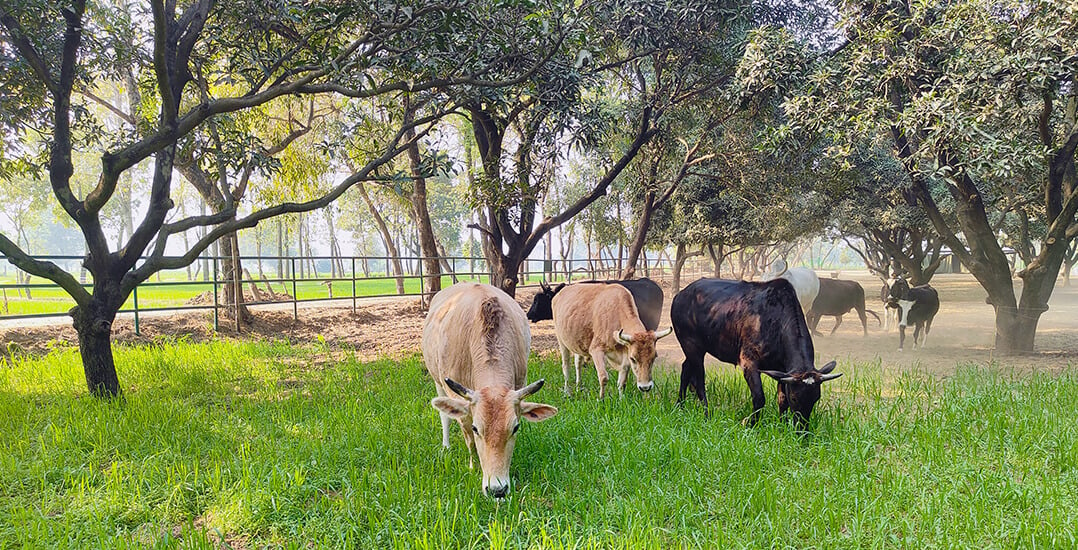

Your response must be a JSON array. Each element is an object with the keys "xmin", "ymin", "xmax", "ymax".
[{"xmin": 3, "ymin": 271, "xmax": 1077, "ymax": 377}]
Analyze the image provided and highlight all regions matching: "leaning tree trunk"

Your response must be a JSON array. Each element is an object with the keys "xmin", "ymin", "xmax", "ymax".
[
  {"xmin": 356, "ymin": 181, "xmax": 406, "ymax": 294},
  {"xmin": 404, "ymin": 101, "xmax": 442, "ymax": 307},
  {"xmin": 623, "ymin": 192, "xmax": 657, "ymax": 280}
]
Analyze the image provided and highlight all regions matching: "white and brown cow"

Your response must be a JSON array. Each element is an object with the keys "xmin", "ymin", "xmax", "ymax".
[
  {"xmin": 551, "ymin": 283, "xmax": 672, "ymax": 398},
  {"xmin": 422, "ymin": 283, "xmax": 558, "ymax": 498}
]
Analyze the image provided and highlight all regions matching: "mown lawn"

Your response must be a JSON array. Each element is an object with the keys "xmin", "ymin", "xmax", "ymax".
[
  {"xmin": 0, "ymin": 274, "xmax": 492, "ymax": 317},
  {"xmin": 1, "ymin": 340, "xmax": 1076, "ymax": 548}
]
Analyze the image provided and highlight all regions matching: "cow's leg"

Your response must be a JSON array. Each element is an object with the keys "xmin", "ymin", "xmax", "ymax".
[
  {"xmin": 678, "ymin": 340, "xmax": 708, "ymax": 411},
  {"xmin": 913, "ymin": 321, "xmax": 924, "ymax": 349},
  {"xmin": 616, "ymin": 359, "xmax": 629, "ymax": 396},
  {"xmin": 434, "ymin": 383, "xmax": 453, "ymax": 449},
  {"xmin": 589, "ymin": 348, "xmax": 609, "ymax": 399},
  {"xmin": 898, "ymin": 325, "xmax": 907, "ymax": 350},
  {"xmin": 808, "ymin": 312, "xmax": 823, "ymax": 336},
  {"xmin": 923, "ymin": 317, "xmax": 934, "ymax": 347},
  {"xmin": 573, "ymin": 354, "xmax": 583, "ymax": 391},
  {"xmin": 830, "ymin": 314, "xmax": 843, "ymax": 335},
  {"xmin": 741, "ymin": 361, "xmax": 766, "ymax": 427},
  {"xmin": 461, "ymin": 419, "xmax": 476, "ymax": 470},
  {"xmin": 559, "ymin": 344, "xmax": 573, "ymax": 395},
  {"xmin": 857, "ymin": 306, "xmax": 868, "ymax": 336}
]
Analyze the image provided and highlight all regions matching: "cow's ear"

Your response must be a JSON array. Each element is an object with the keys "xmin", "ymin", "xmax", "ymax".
[
  {"xmin": 431, "ymin": 397, "xmax": 470, "ymax": 419},
  {"xmin": 817, "ymin": 360, "xmax": 837, "ymax": 374},
  {"xmin": 520, "ymin": 402, "xmax": 558, "ymax": 422},
  {"xmin": 760, "ymin": 370, "xmax": 788, "ymax": 381}
]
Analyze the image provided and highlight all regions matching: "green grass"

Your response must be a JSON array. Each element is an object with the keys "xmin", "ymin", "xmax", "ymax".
[
  {"xmin": 1, "ymin": 342, "xmax": 1077, "ymax": 548},
  {"xmin": 0, "ymin": 273, "xmax": 490, "ymax": 316}
]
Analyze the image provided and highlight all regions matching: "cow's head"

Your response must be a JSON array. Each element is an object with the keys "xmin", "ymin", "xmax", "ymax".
[
  {"xmin": 887, "ymin": 276, "xmax": 910, "ymax": 304},
  {"xmin": 613, "ymin": 327, "xmax": 673, "ymax": 391},
  {"xmin": 526, "ymin": 281, "xmax": 564, "ymax": 323},
  {"xmin": 431, "ymin": 378, "xmax": 557, "ymax": 498},
  {"xmin": 762, "ymin": 360, "xmax": 842, "ymax": 428}
]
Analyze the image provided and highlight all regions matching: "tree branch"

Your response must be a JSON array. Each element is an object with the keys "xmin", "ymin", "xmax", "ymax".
[
  {"xmin": 0, "ymin": 232, "xmax": 90, "ymax": 306},
  {"xmin": 123, "ymin": 108, "xmax": 446, "ymax": 292},
  {"xmin": 0, "ymin": 7, "xmax": 58, "ymax": 94}
]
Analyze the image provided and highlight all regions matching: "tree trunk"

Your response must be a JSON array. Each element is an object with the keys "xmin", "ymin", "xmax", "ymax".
[
  {"xmin": 707, "ymin": 242, "xmax": 723, "ymax": 278},
  {"xmin": 356, "ymin": 182, "xmax": 405, "ymax": 294},
  {"xmin": 489, "ymin": 248, "xmax": 525, "ymax": 297},
  {"xmin": 673, "ymin": 243, "xmax": 687, "ymax": 292},
  {"xmin": 72, "ymin": 299, "xmax": 121, "ymax": 398},
  {"xmin": 219, "ymin": 231, "xmax": 251, "ymax": 323},
  {"xmin": 277, "ymin": 219, "xmax": 284, "ymax": 280},
  {"xmin": 404, "ymin": 99, "xmax": 442, "ymax": 306},
  {"xmin": 623, "ymin": 192, "xmax": 656, "ymax": 280}
]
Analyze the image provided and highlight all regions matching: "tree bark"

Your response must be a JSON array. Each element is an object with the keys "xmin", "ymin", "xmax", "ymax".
[
  {"xmin": 72, "ymin": 296, "xmax": 122, "ymax": 398},
  {"xmin": 356, "ymin": 181, "xmax": 405, "ymax": 294},
  {"xmin": 404, "ymin": 99, "xmax": 442, "ymax": 306},
  {"xmin": 623, "ymin": 191, "xmax": 656, "ymax": 280}
]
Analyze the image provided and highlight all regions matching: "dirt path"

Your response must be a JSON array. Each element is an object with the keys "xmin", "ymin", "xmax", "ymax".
[{"xmin": 3, "ymin": 272, "xmax": 1077, "ymax": 376}]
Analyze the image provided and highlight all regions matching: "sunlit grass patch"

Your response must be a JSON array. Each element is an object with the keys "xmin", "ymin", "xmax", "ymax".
[{"xmin": 0, "ymin": 341, "xmax": 1076, "ymax": 547}]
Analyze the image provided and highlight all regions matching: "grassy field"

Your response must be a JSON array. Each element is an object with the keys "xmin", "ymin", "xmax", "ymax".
[
  {"xmin": 0, "ymin": 273, "xmax": 494, "ymax": 317},
  {"xmin": 1, "ymin": 341, "xmax": 1076, "ymax": 548}
]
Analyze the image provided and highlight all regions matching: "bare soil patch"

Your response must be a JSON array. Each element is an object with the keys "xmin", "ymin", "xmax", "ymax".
[{"xmin": 3, "ymin": 272, "xmax": 1077, "ymax": 377}]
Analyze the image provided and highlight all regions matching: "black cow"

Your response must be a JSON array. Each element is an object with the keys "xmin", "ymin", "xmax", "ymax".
[
  {"xmin": 670, "ymin": 278, "xmax": 842, "ymax": 428},
  {"xmin": 887, "ymin": 277, "xmax": 940, "ymax": 350},
  {"xmin": 807, "ymin": 279, "xmax": 881, "ymax": 336},
  {"xmin": 526, "ymin": 278, "xmax": 663, "ymax": 331}
]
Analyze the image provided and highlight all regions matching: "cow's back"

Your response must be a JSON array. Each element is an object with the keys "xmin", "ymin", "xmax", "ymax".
[
  {"xmin": 422, "ymin": 283, "xmax": 530, "ymax": 390},
  {"xmin": 672, "ymin": 278, "xmax": 812, "ymax": 368},
  {"xmin": 552, "ymin": 283, "xmax": 640, "ymax": 354},
  {"xmin": 909, "ymin": 285, "xmax": 940, "ymax": 322},
  {"xmin": 617, "ymin": 278, "xmax": 663, "ymax": 330},
  {"xmin": 813, "ymin": 279, "xmax": 865, "ymax": 314}
]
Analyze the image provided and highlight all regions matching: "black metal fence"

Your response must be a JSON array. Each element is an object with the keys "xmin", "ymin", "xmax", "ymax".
[{"xmin": 0, "ymin": 254, "xmax": 703, "ymax": 334}]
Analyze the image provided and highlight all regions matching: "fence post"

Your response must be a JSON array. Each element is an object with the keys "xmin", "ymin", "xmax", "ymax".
[
  {"xmin": 351, "ymin": 257, "xmax": 357, "ymax": 314},
  {"xmin": 291, "ymin": 257, "xmax": 298, "ymax": 321},
  {"xmin": 418, "ymin": 255, "xmax": 425, "ymax": 303},
  {"xmin": 212, "ymin": 256, "xmax": 219, "ymax": 332}
]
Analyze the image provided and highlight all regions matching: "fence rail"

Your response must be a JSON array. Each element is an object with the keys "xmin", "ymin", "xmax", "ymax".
[{"xmin": 0, "ymin": 254, "xmax": 711, "ymax": 333}]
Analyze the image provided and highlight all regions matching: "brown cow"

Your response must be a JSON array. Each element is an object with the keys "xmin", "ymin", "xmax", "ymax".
[
  {"xmin": 552, "ymin": 283, "xmax": 672, "ymax": 398},
  {"xmin": 423, "ymin": 283, "xmax": 558, "ymax": 498}
]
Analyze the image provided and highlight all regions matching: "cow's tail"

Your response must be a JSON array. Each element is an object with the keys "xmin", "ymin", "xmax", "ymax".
[
  {"xmin": 480, "ymin": 296, "xmax": 503, "ymax": 332},
  {"xmin": 865, "ymin": 309, "xmax": 882, "ymax": 326}
]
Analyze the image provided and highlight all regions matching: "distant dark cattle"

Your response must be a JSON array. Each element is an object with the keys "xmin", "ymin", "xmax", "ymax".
[
  {"xmin": 807, "ymin": 279, "xmax": 881, "ymax": 336},
  {"xmin": 670, "ymin": 278, "xmax": 841, "ymax": 428},
  {"xmin": 887, "ymin": 277, "xmax": 940, "ymax": 350},
  {"xmin": 526, "ymin": 278, "xmax": 663, "ymax": 331}
]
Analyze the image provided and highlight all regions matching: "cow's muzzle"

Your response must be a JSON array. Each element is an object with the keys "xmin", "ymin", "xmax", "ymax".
[
  {"xmin": 485, "ymin": 481, "xmax": 510, "ymax": 499},
  {"xmin": 637, "ymin": 382, "xmax": 654, "ymax": 392}
]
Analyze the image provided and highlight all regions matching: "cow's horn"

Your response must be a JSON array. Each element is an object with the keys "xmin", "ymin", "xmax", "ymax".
[
  {"xmin": 540, "ymin": 280, "xmax": 550, "ymax": 291},
  {"xmin": 780, "ymin": 376, "xmax": 799, "ymax": 384},
  {"xmin": 615, "ymin": 329, "xmax": 632, "ymax": 344},
  {"xmin": 760, "ymin": 369, "xmax": 788, "ymax": 381},
  {"xmin": 820, "ymin": 372, "xmax": 843, "ymax": 382},
  {"xmin": 776, "ymin": 259, "xmax": 789, "ymax": 277},
  {"xmin": 654, "ymin": 327, "xmax": 673, "ymax": 339},
  {"xmin": 445, "ymin": 378, "xmax": 474, "ymax": 399},
  {"xmin": 516, "ymin": 378, "xmax": 545, "ymax": 398}
]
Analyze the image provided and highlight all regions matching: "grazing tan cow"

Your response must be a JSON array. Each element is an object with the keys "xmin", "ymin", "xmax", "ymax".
[
  {"xmin": 422, "ymin": 283, "xmax": 558, "ymax": 498},
  {"xmin": 552, "ymin": 283, "xmax": 672, "ymax": 398}
]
